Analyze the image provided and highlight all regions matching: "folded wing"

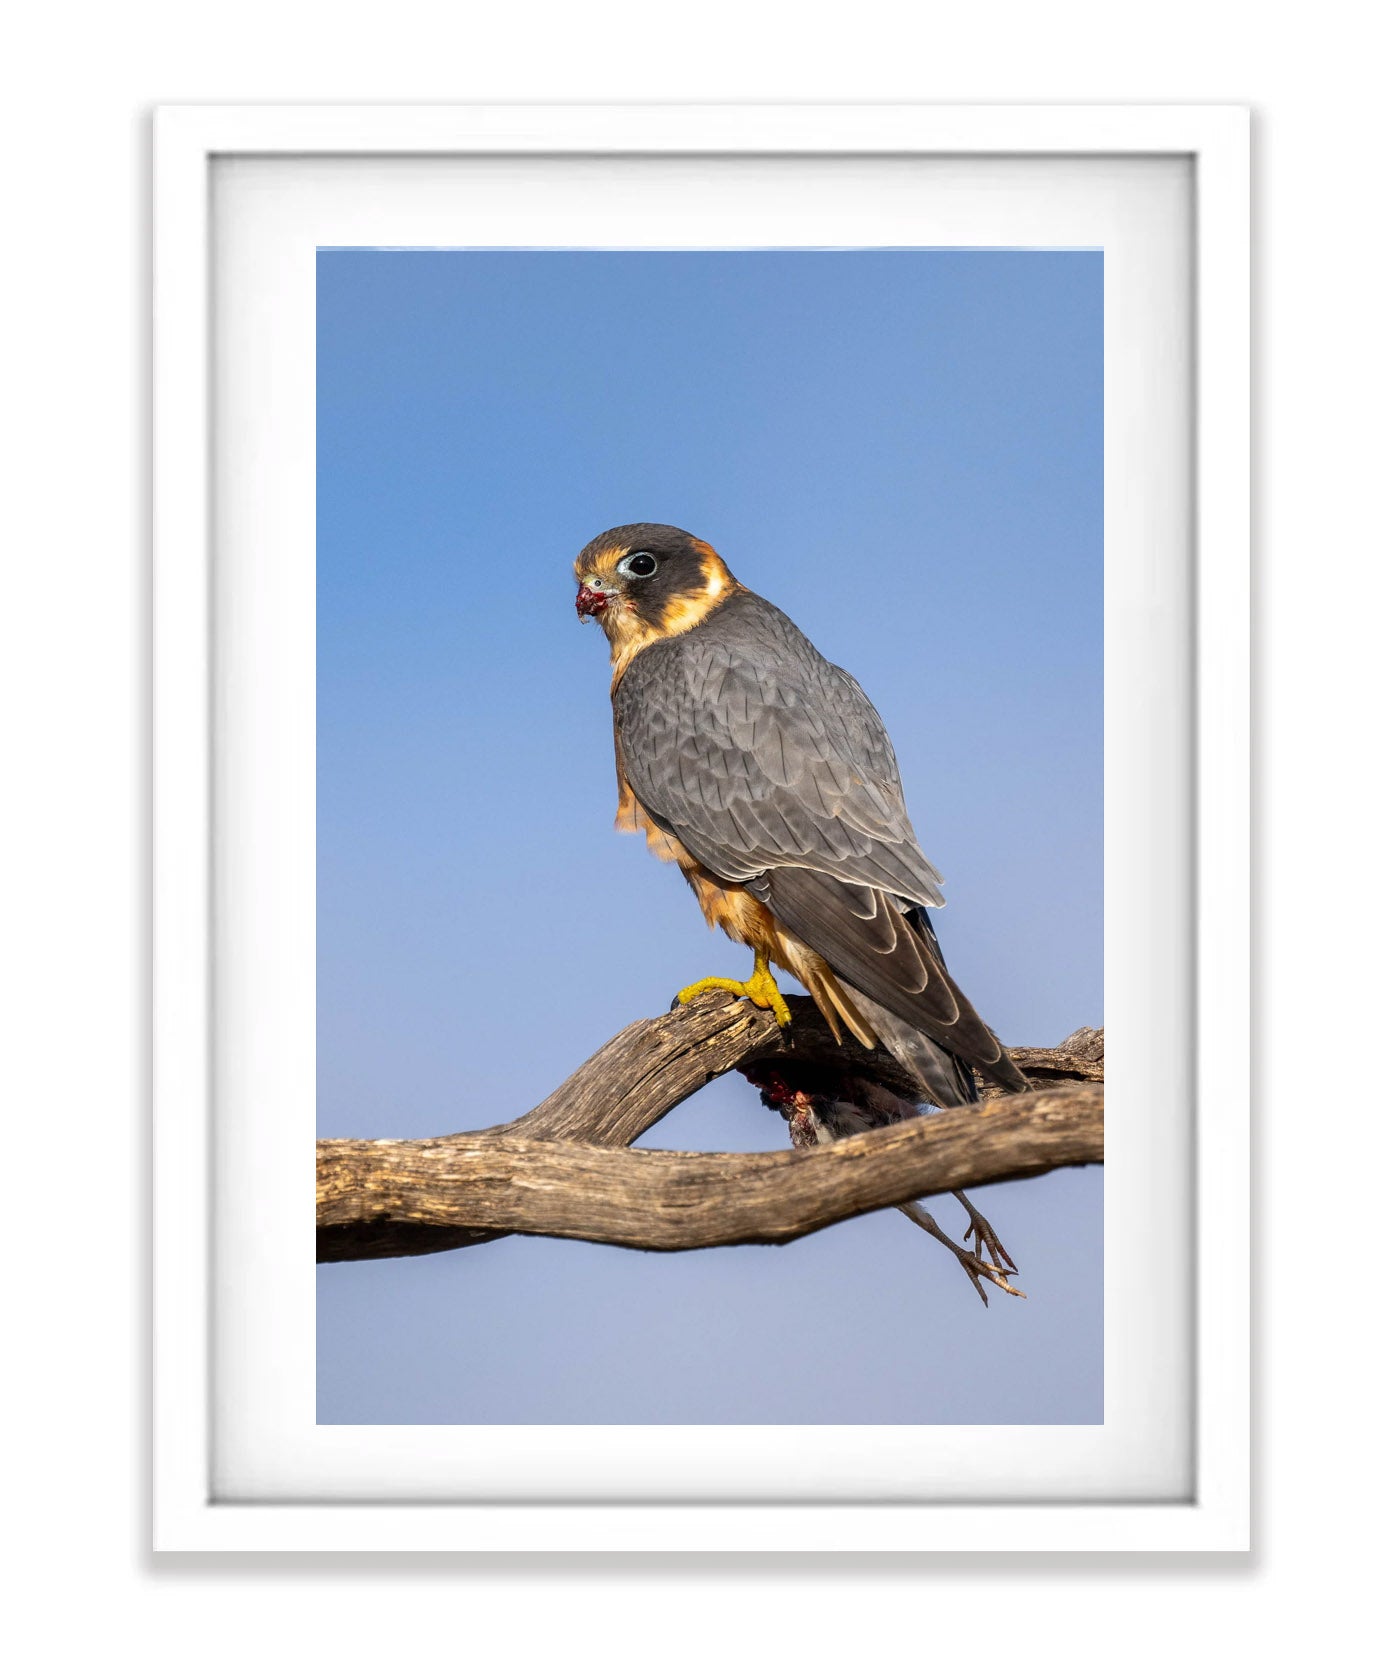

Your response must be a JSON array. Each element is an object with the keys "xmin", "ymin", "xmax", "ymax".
[
  {"xmin": 614, "ymin": 593, "xmax": 946, "ymax": 905},
  {"xmin": 614, "ymin": 594, "xmax": 1027, "ymax": 1091}
]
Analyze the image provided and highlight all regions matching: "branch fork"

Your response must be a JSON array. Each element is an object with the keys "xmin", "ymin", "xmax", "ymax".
[{"xmin": 317, "ymin": 995, "xmax": 1103, "ymax": 1266}]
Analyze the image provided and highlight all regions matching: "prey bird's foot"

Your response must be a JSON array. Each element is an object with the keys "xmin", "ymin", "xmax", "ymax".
[
  {"xmin": 898, "ymin": 1201, "xmax": 1026, "ymax": 1307},
  {"xmin": 948, "ymin": 1246, "xmax": 1027, "ymax": 1309},
  {"xmin": 954, "ymin": 1190, "xmax": 1019, "ymax": 1277},
  {"xmin": 674, "ymin": 959, "xmax": 793, "ymax": 1027}
]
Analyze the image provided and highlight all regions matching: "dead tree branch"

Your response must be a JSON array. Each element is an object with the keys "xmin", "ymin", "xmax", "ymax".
[{"xmin": 317, "ymin": 995, "xmax": 1103, "ymax": 1263}]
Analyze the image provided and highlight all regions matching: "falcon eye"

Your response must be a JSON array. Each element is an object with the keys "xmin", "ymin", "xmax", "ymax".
[{"xmin": 621, "ymin": 551, "xmax": 657, "ymax": 578}]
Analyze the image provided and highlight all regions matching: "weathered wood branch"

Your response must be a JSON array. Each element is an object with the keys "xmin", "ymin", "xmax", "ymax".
[
  {"xmin": 317, "ymin": 994, "xmax": 1103, "ymax": 1263},
  {"xmin": 319, "ymin": 1084, "xmax": 1101, "ymax": 1254}
]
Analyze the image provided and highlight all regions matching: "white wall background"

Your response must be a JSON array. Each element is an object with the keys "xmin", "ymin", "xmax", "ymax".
[{"xmin": 2, "ymin": 3, "xmax": 1394, "ymax": 1672}]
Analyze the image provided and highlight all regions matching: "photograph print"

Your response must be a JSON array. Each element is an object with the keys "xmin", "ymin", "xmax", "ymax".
[{"xmin": 316, "ymin": 246, "xmax": 1104, "ymax": 1426}]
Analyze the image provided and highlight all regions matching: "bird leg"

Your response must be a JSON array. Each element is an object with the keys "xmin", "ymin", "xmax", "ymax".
[
  {"xmin": 898, "ymin": 1201, "xmax": 1026, "ymax": 1307},
  {"xmin": 953, "ymin": 1189, "xmax": 1019, "ymax": 1278},
  {"xmin": 674, "ymin": 952, "xmax": 793, "ymax": 1027},
  {"xmin": 741, "ymin": 1060, "xmax": 1023, "ymax": 1304}
]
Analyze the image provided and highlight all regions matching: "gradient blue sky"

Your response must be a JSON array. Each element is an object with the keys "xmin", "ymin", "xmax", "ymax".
[{"xmin": 316, "ymin": 248, "xmax": 1103, "ymax": 1424}]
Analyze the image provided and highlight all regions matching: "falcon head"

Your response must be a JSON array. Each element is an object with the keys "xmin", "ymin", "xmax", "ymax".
[{"xmin": 573, "ymin": 523, "xmax": 737, "ymax": 636}]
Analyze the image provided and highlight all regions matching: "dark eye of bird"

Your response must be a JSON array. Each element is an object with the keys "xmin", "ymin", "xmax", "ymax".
[{"xmin": 623, "ymin": 551, "xmax": 657, "ymax": 577}]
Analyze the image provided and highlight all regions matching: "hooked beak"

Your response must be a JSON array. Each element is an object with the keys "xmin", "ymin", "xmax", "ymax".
[{"xmin": 575, "ymin": 579, "xmax": 614, "ymax": 621}]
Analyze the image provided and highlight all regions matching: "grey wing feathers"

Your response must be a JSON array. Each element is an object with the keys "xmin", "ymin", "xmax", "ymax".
[
  {"xmin": 614, "ymin": 594, "xmax": 946, "ymax": 907},
  {"xmin": 613, "ymin": 592, "xmax": 1029, "ymax": 1098},
  {"xmin": 834, "ymin": 983, "xmax": 979, "ymax": 1109},
  {"xmin": 762, "ymin": 874, "xmax": 1030, "ymax": 1091}
]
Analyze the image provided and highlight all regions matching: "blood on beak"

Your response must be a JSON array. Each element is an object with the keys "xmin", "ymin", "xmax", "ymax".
[{"xmin": 575, "ymin": 581, "xmax": 612, "ymax": 621}]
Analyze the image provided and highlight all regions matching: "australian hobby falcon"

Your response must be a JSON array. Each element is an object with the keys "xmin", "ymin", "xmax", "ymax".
[{"xmin": 574, "ymin": 522, "xmax": 1030, "ymax": 1111}]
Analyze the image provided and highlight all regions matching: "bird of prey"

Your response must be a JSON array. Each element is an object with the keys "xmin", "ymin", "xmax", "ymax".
[{"xmin": 574, "ymin": 523, "xmax": 1028, "ymax": 1294}]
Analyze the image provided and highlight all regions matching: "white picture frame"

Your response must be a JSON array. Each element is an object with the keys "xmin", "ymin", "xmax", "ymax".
[{"xmin": 153, "ymin": 103, "xmax": 1249, "ymax": 1552}]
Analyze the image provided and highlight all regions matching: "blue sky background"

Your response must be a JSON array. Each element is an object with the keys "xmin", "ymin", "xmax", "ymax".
[{"xmin": 316, "ymin": 249, "xmax": 1103, "ymax": 1424}]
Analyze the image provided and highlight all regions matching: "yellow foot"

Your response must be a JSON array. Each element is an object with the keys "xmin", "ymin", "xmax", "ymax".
[{"xmin": 674, "ymin": 957, "xmax": 793, "ymax": 1027}]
